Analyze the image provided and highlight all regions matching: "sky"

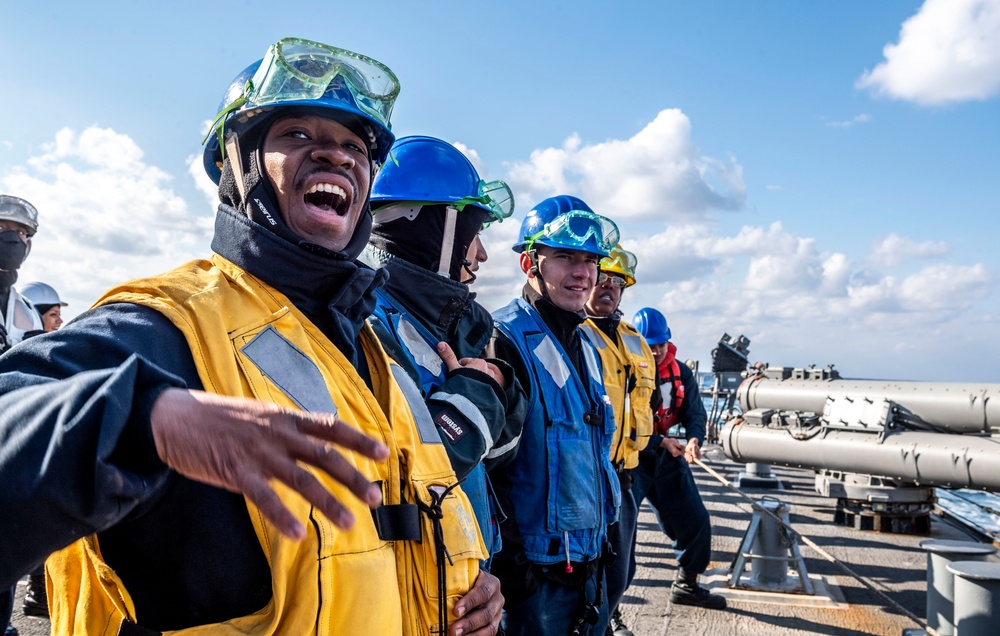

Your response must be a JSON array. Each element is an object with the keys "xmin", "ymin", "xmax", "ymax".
[{"xmin": 2, "ymin": 0, "xmax": 999, "ymax": 382}]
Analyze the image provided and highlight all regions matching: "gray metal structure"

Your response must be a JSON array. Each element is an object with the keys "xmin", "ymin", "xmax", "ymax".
[
  {"xmin": 722, "ymin": 366, "xmax": 1000, "ymax": 492},
  {"xmin": 920, "ymin": 540, "xmax": 997, "ymax": 636},
  {"xmin": 946, "ymin": 562, "xmax": 1000, "ymax": 636},
  {"xmin": 730, "ymin": 498, "xmax": 813, "ymax": 595}
]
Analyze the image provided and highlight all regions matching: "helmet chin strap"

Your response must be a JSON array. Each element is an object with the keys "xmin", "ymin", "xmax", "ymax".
[
  {"xmin": 526, "ymin": 248, "xmax": 552, "ymax": 301},
  {"xmin": 461, "ymin": 259, "xmax": 477, "ymax": 284},
  {"xmin": 437, "ymin": 205, "xmax": 458, "ymax": 277}
]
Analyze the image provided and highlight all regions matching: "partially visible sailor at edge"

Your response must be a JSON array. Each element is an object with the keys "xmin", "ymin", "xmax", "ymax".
[
  {"xmin": 0, "ymin": 195, "xmax": 43, "ymax": 353},
  {"xmin": 630, "ymin": 306, "xmax": 726, "ymax": 611},
  {"xmin": 361, "ymin": 135, "xmax": 527, "ymax": 567},
  {"xmin": 20, "ymin": 281, "xmax": 68, "ymax": 334},
  {"xmin": 582, "ymin": 244, "xmax": 656, "ymax": 636},
  {"xmin": 0, "ymin": 37, "xmax": 503, "ymax": 636},
  {"xmin": 490, "ymin": 195, "xmax": 622, "ymax": 635},
  {"xmin": 0, "ymin": 194, "xmax": 44, "ymax": 636}
]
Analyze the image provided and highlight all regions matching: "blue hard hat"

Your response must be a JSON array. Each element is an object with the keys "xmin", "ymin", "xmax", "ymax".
[
  {"xmin": 370, "ymin": 136, "xmax": 513, "ymax": 223},
  {"xmin": 633, "ymin": 307, "xmax": 671, "ymax": 345},
  {"xmin": 512, "ymin": 195, "xmax": 619, "ymax": 258},
  {"xmin": 203, "ymin": 38, "xmax": 399, "ymax": 184}
]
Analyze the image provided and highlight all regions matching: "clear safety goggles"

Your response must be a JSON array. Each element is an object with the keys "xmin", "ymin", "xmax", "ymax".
[
  {"xmin": 597, "ymin": 272, "xmax": 628, "ymax": 288},
  {"xmin": 454, "ymin": 179, "xmax": 515, "ymax": 227},
  {"xmin": 206, "ymin": 37, "xmax": 399, "ymax": 147},
  {"xmin": 526, "ymin": 209, "xmax": 620, "ymax": 254},
  {"xmin": 601, "ymin": 247, "xmax": 637, "ymax": 277}
]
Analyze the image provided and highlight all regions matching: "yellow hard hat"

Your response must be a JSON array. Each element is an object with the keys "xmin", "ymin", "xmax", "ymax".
[{"xmin": 600, "ymin": 244, "xmax": 637, "ymax": 287}]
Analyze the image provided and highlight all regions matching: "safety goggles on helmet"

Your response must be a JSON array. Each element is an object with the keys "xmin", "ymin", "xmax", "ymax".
[
  {"xmin": 525, "ymin": 209, "xmax": 620, "ymax": 255},
  {"xmin": 600, "ymin": 245, "xmax": 637, "ymax": 287},
  {"xmin": 205, "ymin": 37, "xmax": 399, "ymax": 156},
  {"xmin": 597, "ymin": 272, "xmax": 628, "ymax": 288},
  {"xmin": 455, "ymin": 179, "xmax": 515, "ymax": 227},
  {"xmin": 379, "ymin": 179, "xmax": 514, "ymax": 227}
]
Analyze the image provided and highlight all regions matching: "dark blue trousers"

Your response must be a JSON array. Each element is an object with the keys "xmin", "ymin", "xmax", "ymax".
[
  {"xmin": 503, "ymin": 570, "xmax": 609, "ymax": 636},
  {"xmin": 628, "ymin": 448, "xmax": 711, "ymax": 584},
  {"xmin": 605, "ymin": 484, "xmax": 637, "ymax": 615}
]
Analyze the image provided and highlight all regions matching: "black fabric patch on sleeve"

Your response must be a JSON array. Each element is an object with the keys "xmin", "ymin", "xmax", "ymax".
[{"xmin": 436, "ymin": 411, "xmax": 467, "ymax": 444}]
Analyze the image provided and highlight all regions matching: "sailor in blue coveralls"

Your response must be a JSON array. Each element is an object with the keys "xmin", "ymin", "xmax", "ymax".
[
  {"xmin": 361, "ymin": 135, "xmax": 526, "ymax": 565},
  {"xmin": 491, "ymin": 195, "xmax": 622, "ymax": 636},
  {"xmin": 630, "ymin": 307, "xmax": 726, "ymax": 611}
]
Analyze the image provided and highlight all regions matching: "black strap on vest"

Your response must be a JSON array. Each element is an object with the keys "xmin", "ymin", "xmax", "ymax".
[
  {"xmin": 117, "ymin": 621, "xmax": 162, "ymax": 636},
  {"xmin": 371, "ymin": 504, "xmax": 422, "ymax": 542},
  {"xmin": 370, "ymin": 481, "xmax": 422, "ymax": 542}
]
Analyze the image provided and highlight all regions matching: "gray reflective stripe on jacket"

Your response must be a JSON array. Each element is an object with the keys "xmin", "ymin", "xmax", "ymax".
[
  {"xmin": 532, "ymin": 334, "xmax": 571, "ymax": 389},
  {"xmin": 239, "ymin": 324, "xmax": 440, "ymax": 445},
  {"xmin": 396, "ymin": 316, "xmax": 444, "ymax": 378},
  {"xmin": 621, "ymin": 333, "xmax": 646, "ymax": 357}
]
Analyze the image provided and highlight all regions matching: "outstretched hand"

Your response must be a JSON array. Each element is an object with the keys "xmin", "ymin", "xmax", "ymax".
[
  {"xmin": 150, "ymin": 388, "xmax": 389, "ymax": 539},
  {"xmin": 437, "ymin": 342, "xmax": 506, "ymax": 389}
]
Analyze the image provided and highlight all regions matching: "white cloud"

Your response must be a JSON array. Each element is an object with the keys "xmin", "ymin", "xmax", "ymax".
[
  {"xmin": 188, "ymin": 152, "xmax": 220, "ymax": 211},
  {"xmin": 857, "ymin": 0, "xmax": 1000, "ymax": 104},
  {"xmin": 504, "ymin": 109, "xmax": 746, "ymax": 221},
  {"xmin": 869, "ymin": 233, "xmax": 950, "ymax": 268},
  {"xmin": 826, "ymin": 113, "xmax": 872, "ymax": 128},
  {"xmin": 2, "ymin": 126, "xmax": 214, "ymax": 317},
  {"xmin": 897, "ymin": 263, "xmax": 994, "ymax": 312}
]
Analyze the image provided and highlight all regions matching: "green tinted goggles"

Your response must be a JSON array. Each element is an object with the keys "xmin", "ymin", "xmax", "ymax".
[
  {"xmin": 526, "ymin": 209, "xmax": 620, "ymax": 254},
  {"xmin": 454, "ymin": 179, "xmax": 515, "ymax": 228},
  {"xmin": 205, "ymin": 37, "xmax": 399, "ymax": 151}
]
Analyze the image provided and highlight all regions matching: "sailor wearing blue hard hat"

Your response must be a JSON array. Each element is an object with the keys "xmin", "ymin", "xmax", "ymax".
[
  {"xmin": 0, "ymin": 37, "xmax": 502, "ymax": 636},
  {"xmin": 363, "ymin": 135, "xmax": 524, "ymax": 569},
  {"xmin": 491, "ymin": 195, "xmax": 622, "ymax": 635},
  {"xmin": 632, "ymin": 306, "xmax": 726, "ymax": 612}
]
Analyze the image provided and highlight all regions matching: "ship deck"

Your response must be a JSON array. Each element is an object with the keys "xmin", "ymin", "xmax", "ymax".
[
  {"xmin": 619, "ymin": 445, "xmax": 985, "ymax": 636},
  {"xmin": 10, "ymin": 444, "xmax": 991, "ymax": 635}
]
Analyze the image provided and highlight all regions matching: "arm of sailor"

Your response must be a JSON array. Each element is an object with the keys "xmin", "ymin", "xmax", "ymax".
[
  {"xmin": 150, "ymin": 388, "xmax": 388, "ymax": 540},
  {"xmin": 0, "ymin": 304, "xmax": 192, "ymax": 587},
  {"xmin": 0, "ymin": 303, "xmax": 390, "ymax": 591},
  {"xmin": 678, "ymin": 362, "xmax": 707, "ymax": 446},
  {"xmin": 427, "ymin": 342, "xmax": 510, "ymax": 479}
]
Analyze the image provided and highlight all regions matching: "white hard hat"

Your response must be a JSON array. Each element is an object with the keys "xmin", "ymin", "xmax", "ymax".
[
  {"xmin": 20, "ymin": 282, "xmax": 67, "ymax": 307},
  {"xmin": 0, "ymin": 195, "xmax": 39, "ymax": 236}
]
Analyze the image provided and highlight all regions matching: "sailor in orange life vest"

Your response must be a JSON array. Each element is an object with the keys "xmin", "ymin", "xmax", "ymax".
[{"xmin": 628, "ymin": 308, "xmax": 726, "ymax": 610}]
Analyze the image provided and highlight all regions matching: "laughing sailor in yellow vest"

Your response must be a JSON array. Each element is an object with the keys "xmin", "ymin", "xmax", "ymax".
[
  {"xmin": 582, "ymin": 244, "xmax": 655, "ymax": 636},
  {"xmin": 0, "ymin": 37, "xmax": 501, "ymax": 636}
]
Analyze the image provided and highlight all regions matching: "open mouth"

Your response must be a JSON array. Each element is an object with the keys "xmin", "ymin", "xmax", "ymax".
[{"xmin": 304, "ymin": 183, "xmax": 350, "ymax": 216}]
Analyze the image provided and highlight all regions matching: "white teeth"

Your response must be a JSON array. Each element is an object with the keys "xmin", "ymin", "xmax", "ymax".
[{"xmin": 306, "ymin": 183, "xmax": 347, "ymax": 198}]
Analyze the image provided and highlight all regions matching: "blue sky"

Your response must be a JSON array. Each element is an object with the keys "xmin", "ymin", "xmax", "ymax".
[{"xmin": 2, "ymin": 0, "xmax": 999, "ymax": 381}]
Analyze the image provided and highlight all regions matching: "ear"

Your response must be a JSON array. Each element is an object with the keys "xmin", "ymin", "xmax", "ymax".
[{"xmin": 519, "ymin": 251, "xmax": 533, "ymax": 276}]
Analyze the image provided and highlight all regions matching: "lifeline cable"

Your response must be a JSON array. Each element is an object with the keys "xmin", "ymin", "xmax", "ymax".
[{"xmin": 689, "ymin": 455, "xmax": 941, "ymax": 636}]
